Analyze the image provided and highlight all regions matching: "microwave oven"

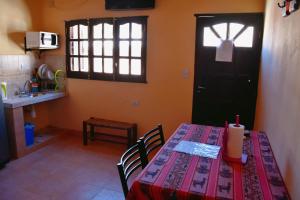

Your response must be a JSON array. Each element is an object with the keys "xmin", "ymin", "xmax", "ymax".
[{"xmin": 25, "ymin": 32, "xmax": 58, "ymax": 49}]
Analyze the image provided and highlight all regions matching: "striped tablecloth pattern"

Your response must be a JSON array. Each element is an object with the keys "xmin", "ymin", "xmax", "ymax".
[{"xmin": 127, "ymin": 123, "xmax": 290, "ymax": 200}]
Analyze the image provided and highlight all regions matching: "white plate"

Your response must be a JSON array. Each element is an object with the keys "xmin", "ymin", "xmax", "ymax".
[
  {"xmin": 38, "ymin": 64, "xmax": 48, "ymax": 79},
  {"xmin": 47, "ymin": 70, "xmax": 55, "ymax": 80}
]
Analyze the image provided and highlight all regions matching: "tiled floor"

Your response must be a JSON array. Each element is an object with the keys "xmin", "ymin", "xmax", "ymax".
[{"xmin": 0, "ymin": 134, "xmax": 129, "ymax": 200}]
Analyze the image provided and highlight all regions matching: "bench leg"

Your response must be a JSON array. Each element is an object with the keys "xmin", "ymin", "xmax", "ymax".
[
  {"xmin": 127, "ymin": 125, "xmax": 137, "ymax": 148},
  {"xmin": 83, "ymin": 121, "xmax": 88, "ymax": 145},
  {"xmin": 90, "ymin": 125, "xmax": 95, "ymax": 141},
  {"xmin": 127, "ymin": 128, "xmax": 131, "ymax": 149},
  {"xmin": 132, "ymin": 124, "xmax": 137, "ymax": 143}
]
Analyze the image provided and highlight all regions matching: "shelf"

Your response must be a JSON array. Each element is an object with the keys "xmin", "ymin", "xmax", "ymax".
[
  {"xmin": 24, "ymin": 37, "xmax": 59, "ymax": 58},
  {"xmin": 23, "ymin": 129, "xmax": 60, "ymax": 156},
  {"xmin": 5, "ymin": 104, "xmax": 65, "ymax": 159}
]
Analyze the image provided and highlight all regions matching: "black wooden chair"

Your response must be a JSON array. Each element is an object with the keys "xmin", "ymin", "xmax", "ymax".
[
  {"xmin": 140, "ymin": 124, "xmax": 165, "ymax": 158},
  {"xmin": 117, "ymin": 140, "xmax": 148, "ymax": 198}
]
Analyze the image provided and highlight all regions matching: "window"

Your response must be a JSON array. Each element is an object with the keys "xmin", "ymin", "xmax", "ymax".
[
  {"xmin": 203, "ymin": 23, "xmax": 254, "ymax": 48},
  {"xmin": 66, "ymin": 16, "xmax": 148, "ymax": 83}
]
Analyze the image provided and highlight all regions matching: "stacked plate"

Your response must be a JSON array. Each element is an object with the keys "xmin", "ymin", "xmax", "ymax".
[{"xmin": 38, "ymin": 64, "xmax": 55, "ymax": 80}]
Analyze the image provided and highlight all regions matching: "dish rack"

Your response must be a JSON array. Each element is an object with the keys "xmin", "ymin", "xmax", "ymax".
[{"xmin": 37, "ymin": 64, "xmax": 66, "ymax": 92}]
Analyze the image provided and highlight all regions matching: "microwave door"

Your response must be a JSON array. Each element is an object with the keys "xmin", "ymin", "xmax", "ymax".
[
  {"xmin": 41, "ymin": 33, "xmax": 45, "ymax": 45},
  {"xmin": 51, "ymin": 34, "xmax": 57, "ymax": 46},
  {"xmin": 41, "ymin": 33, "xmax": 52, "ymax": 47}
]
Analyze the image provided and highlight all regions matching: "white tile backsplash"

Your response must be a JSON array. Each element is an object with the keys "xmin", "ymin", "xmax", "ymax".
[
  {"xmin": 0, "ymin": 55, "xmax": 40, "ymax": 98},
  {"xmin": 0, "ymin": 54, "xmax": 66, "ymax": 99},
  {"xmin": 0, "ymin": 56, "xmax": 3, "ymax": 75}
]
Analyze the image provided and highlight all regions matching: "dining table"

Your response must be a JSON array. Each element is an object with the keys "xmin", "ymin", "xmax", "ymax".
[{"xmin": 126, "ymin": 123, "xmax": 290, "ymax": 200}]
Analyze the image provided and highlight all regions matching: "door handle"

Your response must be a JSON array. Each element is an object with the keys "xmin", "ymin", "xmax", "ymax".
[{"xmin": 198, "ymin": 86, "xmax": 206, "ymax": 90}]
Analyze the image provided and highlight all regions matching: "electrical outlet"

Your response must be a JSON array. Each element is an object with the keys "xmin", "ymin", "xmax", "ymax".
[
  {"xmin": 182, "ymin": 68, "xmax": 189, "ymax": 79},
  {"xmin": 132, "ymin": 100, "xmax": 140, "ymax": 107}
]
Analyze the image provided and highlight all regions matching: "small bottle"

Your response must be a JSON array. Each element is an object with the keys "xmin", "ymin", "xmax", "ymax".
[
  {"xmin": 1, "ymin": 82, "xmax": 8, "ymax": 100},
  {"xmin": 31, "ymin": 83, "xmax": 39, "ymax": 93},
  {"xmin": 31, "ymin": 74, "xmax": 39, "ymax": 93}
]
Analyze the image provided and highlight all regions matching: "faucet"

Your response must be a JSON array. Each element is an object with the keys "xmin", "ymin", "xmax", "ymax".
[
  {"xmin": 19, "ymin": 80, "xmax": 31, "ymax": 95},
  {"xmin": 24, "ymin": 80, "xmax": 31, "ymax": 92}
]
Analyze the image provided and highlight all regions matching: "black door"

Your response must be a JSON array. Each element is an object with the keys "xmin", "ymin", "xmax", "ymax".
[{"xmin": 192, "ymin": 13, "xmax": 264, "ymax": 129}]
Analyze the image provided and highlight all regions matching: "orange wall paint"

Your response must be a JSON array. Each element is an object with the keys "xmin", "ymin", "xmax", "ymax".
[
  {"xmin": 255, "ymin": 0, "xmax": 300, "ymax": 199},
  {"xmin": 0, "ymin": 0, "xmax": 32, "ymax": 54},
  {"xmin": 24, "ymin": 103, "xmax": 50, "ymax": 130},
  {"xmin": 0, "ymin": 0, "xmax": 43, "ymax": 54},
  {"xmin": 36, "ymin": 0, "xmax": 265, "ymax": 138}
]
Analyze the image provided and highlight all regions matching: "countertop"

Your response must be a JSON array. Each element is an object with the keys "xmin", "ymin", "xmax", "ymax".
[{"xmin": 3, "ymin": 92, "xmax": 65, "ymax": 109}]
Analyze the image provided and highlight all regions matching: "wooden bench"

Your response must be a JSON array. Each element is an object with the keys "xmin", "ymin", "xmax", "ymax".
[{"xmin": 83, "ymin": 117, "xmax": 137, "ymax": 148}]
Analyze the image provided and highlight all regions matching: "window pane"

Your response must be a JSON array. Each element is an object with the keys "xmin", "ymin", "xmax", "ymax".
[
  {"xmin": 104, "ymin": 58, "xmax": 113, "ymax": 73},
  {"xmin": 104, "ymin": 23, "xmax": 113, "ymax": 39},
  {"xmin": 203, "ymin": 27, "xmax": 221, "ymax": 47},
  {"xmin": 93, "ymin": 41, "xmax": 102, "ymax": 55},
  {"xmin": 212, "ymin": 23, "xmax": 227, "ymax": 40},
  {"xmin": 131, "ymin": 41, "xmax": 142, "ymax": 57},
  {"xmin": 119, "ymin": 59, "xmax": 129, "ymax": 75},
  {"xmin": 229, "ymin": 23, "xmax": 244, "ymax": 40},
  {"xmin": 93, "ymin": 24, "xmax": 102, "ymax": 39},
  {"xmin": 80, "ymin": 41, "xmax": 89, "ymax": 55},
  {"xmin": 132, "ymin": 23, "xmax": 142, "ymax": 39},
  {"xmin": 70, "ymin": 25, "xmax": 78, "ymax": 39},
  {"xmin": 119, "ymin": 41, "xmax": 129, "ymax": 57},
  {"xmin": 94, "ymin": 58, "xmax": 103, "ymax": 73},
  {"xmin": 71, "ymin": 57, "xmax": 79, "ymax": 71},
  {"xmin": 131, "ymin": 59, "xmax": 141, "ymax": 75},
  {"xmin": 104, "ymin": 40, "xmax": 113, "ymax": 56},
  {"xmin": 234, "ymin": 26, "xmax": 254, "ymax": 48},
  {"xmin": 80, "ymin": 58, "xmax": 89, "ymax": 72},
  {"xmin": 120, "ymin": 23, "xmax": 129, "ymax": 39},
  {"xmin": 79, "ymin": 24, "xmax": 88, "ymax": 39},
  {"xmin": 70, "ymin": 41, "xmax": 78, "ymax": 55}
]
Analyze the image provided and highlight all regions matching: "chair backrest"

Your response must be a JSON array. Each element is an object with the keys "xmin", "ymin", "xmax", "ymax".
[
  {"xmin": 117, "ymin": 140, "xmax": 148, "ymax": 197},
  {"xmin": 140, "ymin": 124, "xmax": 165, "ymax": 157}
]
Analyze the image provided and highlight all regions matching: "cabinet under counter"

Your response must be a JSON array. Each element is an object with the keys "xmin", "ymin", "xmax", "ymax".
[{"xmin": 4, "ymin": 92, "xmax": 65, "ymax": 158}]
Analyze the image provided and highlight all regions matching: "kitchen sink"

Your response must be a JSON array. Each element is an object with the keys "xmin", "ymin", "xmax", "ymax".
[{"xmin": 18, "ymin": 92, "xmax": 46, "ymax": 98}]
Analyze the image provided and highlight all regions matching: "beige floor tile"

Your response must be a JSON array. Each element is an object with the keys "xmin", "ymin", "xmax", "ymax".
[
  {"xmin": 0, "ymin": 134, "xmax": 128, "ymax": 200},
  {"xmin": 92, "ymin": 188, "xmax": 124, "ymax": 200}
]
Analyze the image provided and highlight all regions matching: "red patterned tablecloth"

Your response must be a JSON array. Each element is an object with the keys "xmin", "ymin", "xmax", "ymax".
[{"xmin": 127, "ymin": 123, "xmax": 290, "ymax": 200}]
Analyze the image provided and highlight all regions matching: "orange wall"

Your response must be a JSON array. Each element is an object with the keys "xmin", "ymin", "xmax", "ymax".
[
  {"xmin": 0, "ymin": 0, "xmax": 42, "ymax": 54},
  {"xmin": 0, "ymin": 0, "xmax": 32, "ymax": 54},
  {"xmin": 37, "ymin": 0, "xmax": 265, "ymax": 138},
  {"xmin": 24, "ymin": 103, "xmax": 50, "ymax": 130},
  {"xmin": 255, "ymin": 0, "xmax": 300, "ymax": 199}
]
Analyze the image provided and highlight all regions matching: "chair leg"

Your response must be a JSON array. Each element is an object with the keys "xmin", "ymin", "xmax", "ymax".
[
  {"xmin": 83, "ymin": 121, "xmax": 88, "ymax": 145},
  {"xmin": 117, "ymin": 163, "xmax": 129, "ymax": 198}
]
